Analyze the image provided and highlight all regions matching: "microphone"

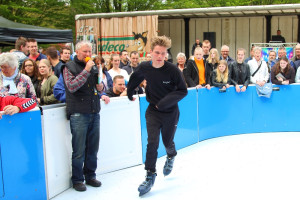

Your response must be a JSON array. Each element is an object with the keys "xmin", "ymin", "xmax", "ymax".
[
  {"xmin": 85, "ymin": 57, "xmax": 92, "ymax": 63},
  {"xmin": 84, "ymin": 57, "xmax": 99, "ymax": 75}
]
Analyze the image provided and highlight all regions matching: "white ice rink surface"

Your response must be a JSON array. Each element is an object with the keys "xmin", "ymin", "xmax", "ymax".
[{"xmin": 52, "ymin": 132, "xmax": 300, "ymax": 200}]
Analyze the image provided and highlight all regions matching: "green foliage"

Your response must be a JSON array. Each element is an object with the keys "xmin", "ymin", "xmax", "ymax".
[{"xmin": 0, "ymin": 0, "xmax": 297, "ymax": 43}]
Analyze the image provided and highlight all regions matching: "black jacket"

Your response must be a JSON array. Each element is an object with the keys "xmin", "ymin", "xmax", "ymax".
[
  {"xmin": 211, "ymin": 70, "xmax": 231, "ymax": 88},
  {"xmin": 205, "ymin": 61, "xmax": 218, "ymax": 86},
  {"xmin": 183, "ymin": 59, "xmax": 206, "ymax": 87},
  {"xmin": 220, "ymin": 56, "xmax": 235, "ymax": 66},
  {"xmin": 105, "ymin": 88, "xmax": 120, "ymax": 97},
  {"xmin": 230, "ymin": 61, "xmax": 250, "ymax": 87}
]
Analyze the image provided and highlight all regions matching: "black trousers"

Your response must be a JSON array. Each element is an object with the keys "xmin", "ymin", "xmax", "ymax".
[{"xmin": 145, "ymin": 105, "xmax": 180, "ymax": 172}]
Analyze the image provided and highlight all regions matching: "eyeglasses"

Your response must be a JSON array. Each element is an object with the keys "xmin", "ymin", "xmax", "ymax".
[{"xmin": 25, "ymin": 64, "xmax": 34, "ymax": 67}]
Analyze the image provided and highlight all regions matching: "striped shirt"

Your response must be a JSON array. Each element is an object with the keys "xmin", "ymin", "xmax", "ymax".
[{"xmin": 63, "ymin": 67, "xmax": 91, "ymax": 93}]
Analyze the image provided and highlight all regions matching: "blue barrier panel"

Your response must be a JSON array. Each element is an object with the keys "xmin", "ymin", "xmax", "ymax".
[
  {"xmin": 140, "ymin": 89, "xmax": 198, "ymax": 162},
  {"xmin": 0, "ymin": 145, "xmax": 3, "ymax": 198},
  {"xmin": 198, "ymin": 86, "xmax": 254, "ymax": 141},
  {"xmin": 252, "ymin": 84, "xmax": 300, "ymax": 132},
  {"xmin": 176, "ymin": 89, "xmax": 199, "ymax": 149},
  {"xmin": 0, "ymin": 110, "xmax": 47, "ymax": 200}
]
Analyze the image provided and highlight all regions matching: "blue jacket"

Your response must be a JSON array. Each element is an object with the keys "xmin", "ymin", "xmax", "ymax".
[
  {"xmin": 53, "ymin": 74, "xmax": 66, "ymax": 103},
  {"xmin": 53, "ymin": 73, "xmax": 109, "ymax": 103},
  {"xmin": 103, "ymin": 70, "xmax": 113, "ymax": 91}
]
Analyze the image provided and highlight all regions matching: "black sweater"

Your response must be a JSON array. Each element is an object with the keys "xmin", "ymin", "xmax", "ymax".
[{"xmin": 127, "ymin": 61, "xmax": 187, "ymax": 112}]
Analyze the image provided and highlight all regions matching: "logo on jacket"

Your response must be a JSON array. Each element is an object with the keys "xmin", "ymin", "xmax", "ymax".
[{"xmin": 163, "ymin": 81, "xmax": 170, "ymax": 84}]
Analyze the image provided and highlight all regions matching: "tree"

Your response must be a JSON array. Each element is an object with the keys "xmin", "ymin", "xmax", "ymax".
[{"xmin": 0, "ymin": 0, "xmax": 298, "ymax": 44}]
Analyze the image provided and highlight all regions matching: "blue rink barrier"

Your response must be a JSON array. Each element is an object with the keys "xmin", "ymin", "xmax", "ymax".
[
  {"xmin": 139, "ymin": 84, "xmax": 300, "ymax": 162},
  {"xmin": 0, "ymin": 109, "xmax": 47, "ymax": 200},
  {"xmin": 198, "ymin": 86, "xmax": 253, "ymax": 141},
  {"xmin": 252, "ymin": 84, "xmax": 300, "ymax": 133},
  {"xmin": 2, "ymin": 84, "xmax": 300, "ymax": 199}
]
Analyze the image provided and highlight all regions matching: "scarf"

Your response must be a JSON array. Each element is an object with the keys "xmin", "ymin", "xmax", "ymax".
[{"xmin": 2, "ymin": 67, "xmax": 19, "ymax": 94}]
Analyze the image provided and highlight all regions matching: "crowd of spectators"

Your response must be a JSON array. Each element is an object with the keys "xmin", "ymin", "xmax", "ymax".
[
  {"xmin": 1, "ymin": 36, "xmax": 300, "ymax": 112},
  {"xmin": 180, "ymin": 40, "xmax": 300, "ymax": 94}
]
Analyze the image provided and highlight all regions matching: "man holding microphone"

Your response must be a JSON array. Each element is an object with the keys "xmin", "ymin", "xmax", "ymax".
[{"xmin": 63, "ymin": 40, "xmax": 104, "ymax": 192}]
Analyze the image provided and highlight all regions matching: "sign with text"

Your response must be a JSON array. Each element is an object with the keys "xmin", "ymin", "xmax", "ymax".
[{"xmin": 76, "ymin": 16, "xmax": 158, "ymax": 59}]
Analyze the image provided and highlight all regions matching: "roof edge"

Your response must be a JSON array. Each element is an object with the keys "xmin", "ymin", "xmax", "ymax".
[{"xmin": 75, "ymin": 4, "xmax": 300, "ymax": 20}]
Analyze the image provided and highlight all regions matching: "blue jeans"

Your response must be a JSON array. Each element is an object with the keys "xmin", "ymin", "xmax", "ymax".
[{"xmin": 70, "ymin": 113, "xmax": 100, "ymax": 184}]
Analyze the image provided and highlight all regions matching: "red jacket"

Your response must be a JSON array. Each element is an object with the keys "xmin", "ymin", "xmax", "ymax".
[{"xmin": 0, "ymin": 95, "xmax": 37, "ymax": 113}]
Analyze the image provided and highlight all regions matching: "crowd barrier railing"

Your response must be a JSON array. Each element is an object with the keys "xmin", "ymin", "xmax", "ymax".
[
  {"xmin": 42, "ymin": 97, "xmax": 142, "ymax": 199},
  {"xmin": 1, "ymin": 84, "xmax": 299, "ymax": 199},
  {"xmin": 139, "ymin": 84, "xmax": 300, "ymax": 160}
]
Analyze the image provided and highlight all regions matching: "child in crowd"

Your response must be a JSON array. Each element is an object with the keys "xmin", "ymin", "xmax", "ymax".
[{"xmin": 212, "ymin": 60, "xmax": 231, "ymax": 90}]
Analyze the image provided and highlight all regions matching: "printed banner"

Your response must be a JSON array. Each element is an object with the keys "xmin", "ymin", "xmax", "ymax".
[
  {"xmin": 262, "ymin": 47, "xmax": 294, "ymax": 62},
  {"xmin": 76, "ymin": 16, "xmax": 158, "ymax": 61},
  {"xmin": 99, "ymin": 16, "xmax": 158, "ymax": 59}
]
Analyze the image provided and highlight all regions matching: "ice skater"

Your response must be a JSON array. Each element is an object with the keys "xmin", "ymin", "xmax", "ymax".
[{"xmin": 127, "ymin": 35, "xmax": 188, "ymax": 196}]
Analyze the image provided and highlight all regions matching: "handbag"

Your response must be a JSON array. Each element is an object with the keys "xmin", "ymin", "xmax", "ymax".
[{"xmin": 256, "ymin": 82, "xmax": 273, "ymax": 98}]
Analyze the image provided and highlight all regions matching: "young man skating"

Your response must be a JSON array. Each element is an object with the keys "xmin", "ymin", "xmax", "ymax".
[{"xmin": 127, "ymin": 35, "xmax": 188, "ymax": 196}]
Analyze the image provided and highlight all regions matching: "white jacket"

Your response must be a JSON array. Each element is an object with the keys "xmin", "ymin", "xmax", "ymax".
[{"xmin": 248, "ymin": 58, "xmax": 269, "ymax": 84}]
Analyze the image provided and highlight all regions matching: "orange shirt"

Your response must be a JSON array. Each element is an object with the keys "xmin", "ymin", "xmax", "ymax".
[{"xmin": 195, "ymin": 58, "xmax": 205, "ymax": 85}]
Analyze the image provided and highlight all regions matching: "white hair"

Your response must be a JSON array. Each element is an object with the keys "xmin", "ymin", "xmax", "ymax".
[
  {"xmin": 253, "ymin": 46, "xmax": 262, "ymax": 53},
  {"xmin": 176, "ymin": 52, "xmax": 186, "ymax": 60},
  {"xmin": 221, "ymin": 45, "xmax": 229, "ymax": 51},
  {"xmin": 0, "ymin": 53, "xmax": 18, "ymax": 69},
  {"xmin": 75, "ymin": 40, "xmax": 93, "ymax": 51}
]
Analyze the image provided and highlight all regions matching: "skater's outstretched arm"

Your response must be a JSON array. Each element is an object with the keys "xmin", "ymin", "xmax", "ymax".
[{"xmin": 127, "ymin": 68, "xmax": 145, "ymax": 101}]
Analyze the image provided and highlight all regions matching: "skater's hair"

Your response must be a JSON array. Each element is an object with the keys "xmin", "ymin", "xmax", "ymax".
[{"xmin": 150, "ymin": 36, "xmax": 171, "ymax": 51}]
